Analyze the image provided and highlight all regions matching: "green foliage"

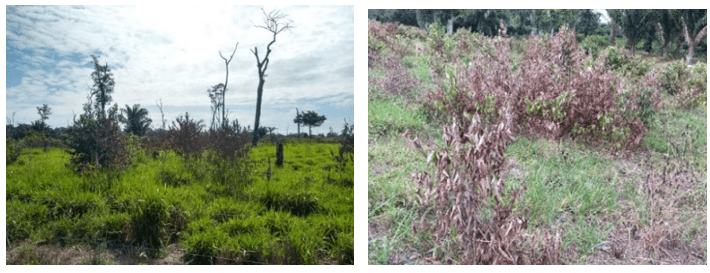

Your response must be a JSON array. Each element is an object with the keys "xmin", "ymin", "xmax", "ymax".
[
  {"xmin": 22, "ymin": 130, "xmax": 64, "ymax": 150},
  {"xmin": 36, "ymin": 104, "xmax": 52, "ymax": 124},
  {"xmin": 524, "ymin": 91, "xmax": 573, "ymax": 122},
  {"xmin": 6, "ymin": 139, "xmax": 352, "ymax": 265},
  {"xmin": 602, "ymin": 46, "xmax": 655, "ymax": 77},
  {"xmin": 120, "ymin": 104, "xmax": 152, "ymax": 136},
  {"xmin": 661, "ymin": 61, "xmax": 688, "ymax": 96},
  {"xmin": 90, "ymin": 55, "xmax": 116, "ymax": 120},
  {"xmin": 299, "ymin": 110, "xmax": 327, "ymax": 136},
  {"xmin": 603, "ymin": 46, "xmax": 633, "ymax": 72},
  {"xmin": 634, "ymin": 88, "xmax": 658, "ymax": 129},
  {"xmin": 126, "ymin": 194, "xmax": 170, "ymax": 255},
  {"xmin": 68, "ymin": 108, "xmax": 132, "ymax": 172},
  {"xmin": 658, "ymin": 61, "xmax": 706, "ymax": 109},
  {"xmin": 607, "ymin": 10, "xmax": 653, "ymax": 55},
  {"xmin": 6, "ymin": 137, "xmax": 23, "ymax": 164},
  {"xmin": 368, "ymin": 100, "xmax": 427, "ymax": 136},
  {"xmin": 580, "ymin": 35, "xmax": 610, "ymax": 59}
]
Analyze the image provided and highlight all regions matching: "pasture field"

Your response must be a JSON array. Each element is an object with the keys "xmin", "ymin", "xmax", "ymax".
[
  {"xmin": 6, "ymin": 140, "xmax": 353, "ymax": 264},
  {"xmin": 368, "ymin": 20, "xmax": 706, "ymax": 264}
]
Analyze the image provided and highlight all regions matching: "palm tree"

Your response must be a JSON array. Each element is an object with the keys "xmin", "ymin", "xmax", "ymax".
[{"xmin": 120, "ymin": 104, "xmax": 152, "ymax": 136}]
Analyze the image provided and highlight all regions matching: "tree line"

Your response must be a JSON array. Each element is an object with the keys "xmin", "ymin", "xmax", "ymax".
[{"xmin": 368, "ymin": 9, "xmax": 706, "ymax": 64}]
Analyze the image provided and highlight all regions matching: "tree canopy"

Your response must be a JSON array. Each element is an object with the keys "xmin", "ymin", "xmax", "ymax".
[
  {"xmin": 299, "ymin": 110, "xmax": 327, "ymax": 137},
  {"xmin": 120, "ymin": 104, "xmax": 152, "ymax": 136}
]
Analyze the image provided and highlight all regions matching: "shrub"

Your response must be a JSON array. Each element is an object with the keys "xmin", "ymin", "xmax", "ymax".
[
  {"xmin": 207, "ymin": 127, "xmax": 252, "ymax": 165},
  {"xmin": 333, "ymin": 121, "xmax": 354, "ymax": 169},
  {"xmin": 422, "ymin": 37, "xmax": 514, "ymax": 130},
  {"xmin": 170, "ymin": 112, "xmax": 207, "ymax": 161},
  {"xmin": 520, "ymin": 26, "xmax": 645, "ymax": 149},
  {"xmin": 580, "ymin": 34, "xmax": 610, "ymax": 59},
  {"xmin": 67, "ymin": 105, "xmax": 132, "ymax": 172},
  {"xmin": 370, "ymin": 56, "xmax": 421, "ymax": 98},
  {"xmin": 405, "ymin": 106, "xmax": 562, "ymax": 264},
  {"xmin": 603, "ymin": 46, "xmax": 634, "ymax": 72},
  {"xmin": 396, "ymin": 23, "xmax": 427, "ymax": 41},
  {"xmin": 22, "ymin": 130, "xmax": 64, "ymax": 151},
  {"xmin": 687, "ymin": 63, "xmax": 708, "ymax": 107},
  {"xmin": 142, "ymin": 129, "xmax": 175, "ymax": 157},
  {"xmin": 368, "ymin": 19, "xmax": 400, "ymax": 69},
  {"xmin": 6, "ymin": 137, "xmax": 22, "ymax": 165},
  {"xmin": 660, "ymin": 61, "xmax": 707, "ymax": 109},
  {"xmin": 125, "ymin": 194, "xmax": 170, "ymax": 256},
  {"xmin": 661, "ymin": 61, "xmax": 688, "ymax": 96}
]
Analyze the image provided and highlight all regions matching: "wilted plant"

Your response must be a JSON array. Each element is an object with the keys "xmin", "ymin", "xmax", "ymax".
[
  {"xmin": 406, "ymin": 95, "xmax": 561, "ymax": 264},
  {"xmin": 170, "ymin": 112, "xmax": 207, "ymax": 161},
  {"xmin": 207, "ymin": 127, "xmax": 252, "ymax": 166},
  {"xmin": 419, "ymin": 103, "xmax": 564, "ymax": 264}
]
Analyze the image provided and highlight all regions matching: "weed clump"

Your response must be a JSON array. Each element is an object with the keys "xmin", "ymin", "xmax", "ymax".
[
  {"xmin": 261, "ymin": 190, "xmax": 319, "ymax": 217},
  {"xmin": 125, "ymin": 195, "xmax": 172, "ymax": 257},
  {"xmin": 6, "ymin": 137, "xmax": 22, "ymax": 164}
]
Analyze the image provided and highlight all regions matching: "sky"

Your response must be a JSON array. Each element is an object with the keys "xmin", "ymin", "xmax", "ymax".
[
  {"xmin": 6, "ymin": 5, "xmax": 354, "ymax": 135},
  {"xmin": 594, "ymin": 9, "xmax": 611, "ymax": 24}
]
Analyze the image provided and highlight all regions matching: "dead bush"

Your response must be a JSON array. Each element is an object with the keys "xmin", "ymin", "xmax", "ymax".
[{"xmin": 405, "ymin": 98, "xmax": 561, "ymax": 264}]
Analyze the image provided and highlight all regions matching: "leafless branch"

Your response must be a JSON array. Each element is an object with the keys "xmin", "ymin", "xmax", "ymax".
[
  {"xmin": 219, "ymin": 43, "xmax": 239, "ymax": 64},
  {"xmin": 252, "ymin": 8, "xmax": 294, "ymax": 35}
]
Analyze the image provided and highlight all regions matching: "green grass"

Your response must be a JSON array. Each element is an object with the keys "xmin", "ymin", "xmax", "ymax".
[
  {"xmin": 6, "ymin": 141, "xmax": 353, "ymax": 265},
  {"xmin": 368, "ymin": 100, "xmax": 428, "ymax": 137},
  {"xmin": 643, "ymin": 106, "xmax": 707, "ymax": 171},
  {"xmin": 504, "ymin": 137, "xmax": 625, "ymax": 261}
]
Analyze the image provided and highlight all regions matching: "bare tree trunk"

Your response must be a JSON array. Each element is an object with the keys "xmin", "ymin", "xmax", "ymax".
[
  {"xmin": 446, "ymin": 16, "xmax": 455, "ymax": 35},
  {"xmin": 296, "ymin": 107, "xmax": 301, "ymax": 137},
  {"xmin": 251, "ymin": 8, "xmax": 293, "ymax": 146},
  {"xmin": 610, "ymin": 21, "xmax": 616, "ymax": 45},
  {"xmin": 219, "ymin": 43, "xmax": 238, "ymax": 129},
  {"xmin": 253, "ymin": 77, "xmax": 265, "ymax": 145},
  {"xmin": 156, "ymin": 99, "xmax": 165, "ymax": 130}
]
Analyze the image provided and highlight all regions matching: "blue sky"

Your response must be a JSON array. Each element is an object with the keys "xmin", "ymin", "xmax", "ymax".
[{"xmin": 6, "ymin": 5, "xmax": 354, "ymax": 135}]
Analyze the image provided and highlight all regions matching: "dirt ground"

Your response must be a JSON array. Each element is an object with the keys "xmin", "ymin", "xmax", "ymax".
[{"xmin": 6, "ymin": 241, "xmax": 186, "ymax": 265}]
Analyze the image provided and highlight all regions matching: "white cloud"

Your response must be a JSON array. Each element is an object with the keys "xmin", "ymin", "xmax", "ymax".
[{"xmin": 6, "ymin": 5, "xmax": 353, "ymax": 135}]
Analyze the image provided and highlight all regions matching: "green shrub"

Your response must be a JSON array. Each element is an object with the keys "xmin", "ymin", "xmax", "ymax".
[
  {"xmin": 580, "ymin": 35, "xmax": 610, "ymax": 59},
  {"xmin": 126, "ymin": 194, "xmax": 170, "ymax": 255},
  {"xmin": 688, "ymin": 63, "xmax": 707, "ymax": 96},
  {"xmin": 6, "ymin": 137, "xmax": 22, "ymax": 164},
  {"xmin": 261, "ymin": 189, "xmax": 320, "ymax": 217},
  {"xmin": 602, "ymin": 46, "xmax": 653, "ymax": 78},
  {"xmin": 68, "ymin": 106, "xmax": 132, "ymax": 172},
  {"xmin": 603, "ymin": 46, "xmax": 632, "ymax": 72},
  {"xmin": 661, "ymin": 61, "xmax": 689, "ymax": 96},
  {"xmin": 634, "ymin": 87, "xmax": 659, "ymax": 129}
]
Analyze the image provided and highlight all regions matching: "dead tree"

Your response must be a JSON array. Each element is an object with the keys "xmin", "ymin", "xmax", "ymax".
[
  {"xmin": 219, "ymin": 43, "xmax": 238, "ymax": 129},
  {"xmin": 156, "ymin": 99, "xmax": 166, "ymax": 130},
  {"xmin": 294, "ymin": 107, "xmax": 303, "ymax": 137},
  {"xmin": 251, "ymin": 8, "xmax": 293, "ymax": 146}
]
